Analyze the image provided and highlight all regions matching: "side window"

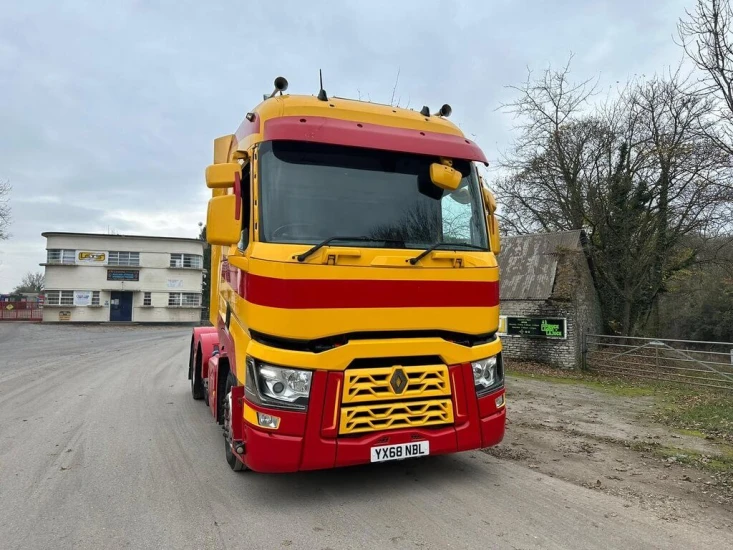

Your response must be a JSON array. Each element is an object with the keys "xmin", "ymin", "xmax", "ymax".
[{"xmin": 238, "ymin": 161, "xmax": 252, "ymax": 251}]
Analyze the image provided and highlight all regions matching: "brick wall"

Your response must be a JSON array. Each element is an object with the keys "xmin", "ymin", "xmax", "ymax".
[
  {"xmin": 570, "ymin": 249, "xmax": 603, "ymax": 365},
  {"xmin": 500, "ymin": 300, "xmax": 576, "ymax": 369}
]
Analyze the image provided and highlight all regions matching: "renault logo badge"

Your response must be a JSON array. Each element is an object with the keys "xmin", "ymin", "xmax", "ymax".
[{"xmin": 390, "ymin": 368, "xmax": 408, "ymax": 394}]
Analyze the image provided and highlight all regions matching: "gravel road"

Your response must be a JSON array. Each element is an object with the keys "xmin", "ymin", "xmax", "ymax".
[{"xmin": 0, "ymin": 324, "xmax": 730, "ymax": 550}]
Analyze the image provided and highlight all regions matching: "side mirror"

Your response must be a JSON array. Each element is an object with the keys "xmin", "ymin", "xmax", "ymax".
[
  {"xmin": 482, "ymin": 188, "xmax": 501, "ymax": 254},
  {"xmin": 430, "ymin": 163, "xmax": 461, "ymax": 191},
  {"xmin": 206, "ymin": 162, "xmax": 242, "ymax": 189},
  {"xmin": 206, "ymin": 195, "xmax": 240, "ymax": 245}
]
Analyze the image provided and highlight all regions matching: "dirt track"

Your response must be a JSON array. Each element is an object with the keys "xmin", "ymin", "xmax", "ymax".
[
  {"xmin": 0, "ymin": 324, "xmax": 731, "ymax": 549},
  {"xmin": 490, "ymin": 375, "xmax": 732, "ymax": 525}
]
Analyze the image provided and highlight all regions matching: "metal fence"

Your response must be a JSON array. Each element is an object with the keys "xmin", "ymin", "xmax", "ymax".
[
  {"xmin": 583, "ymin": 333, "xmax": 733, "ymax": 392},
  {"xmin": 0, "ymin": 301, "xmax": 43, "ymax": 322}
]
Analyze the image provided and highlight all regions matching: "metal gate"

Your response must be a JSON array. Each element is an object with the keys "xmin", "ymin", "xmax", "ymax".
[
  {"xmin": 0, "ymin": 301, "xmax": 42, "ymax": 322},
  {"xmin": 583, "ymin": 334, "xmax": 733, "ymax": 392}
]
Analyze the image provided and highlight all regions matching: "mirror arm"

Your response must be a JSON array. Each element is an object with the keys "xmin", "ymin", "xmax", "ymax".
[{"xmin": 234, "ymin": 171, "xmax": 242, "ymax": 221}]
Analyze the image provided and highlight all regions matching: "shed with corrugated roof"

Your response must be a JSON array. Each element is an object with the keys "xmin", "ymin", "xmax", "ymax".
[{"xmin": 498, "ymin": 230, "xmax": 601, "ymax": 368}]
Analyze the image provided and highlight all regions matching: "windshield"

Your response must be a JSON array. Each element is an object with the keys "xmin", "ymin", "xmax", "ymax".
[{"xmin": 258, "ymin": 141, "xmax": 488, "ymax": 250}]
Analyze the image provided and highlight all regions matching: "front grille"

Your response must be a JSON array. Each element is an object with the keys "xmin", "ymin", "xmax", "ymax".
[
  {"xmin": 342, "ymin": 365, "xmax": 451, "ymax": 403},
  {"xmin": 339, "ymin": 363, "xmax": 454, "ymax": 435},
  {"xmin": 339, "ymin": 399, "xmax": 454, "ymax": 435}
]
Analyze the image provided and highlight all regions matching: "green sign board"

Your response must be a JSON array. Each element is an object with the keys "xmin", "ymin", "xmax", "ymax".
[{"xmin": 506, "ymin": 317, "xmax": 567, "ymax": 339}]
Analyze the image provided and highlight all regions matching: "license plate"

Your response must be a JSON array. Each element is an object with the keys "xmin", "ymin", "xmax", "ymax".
[{"xmin": 370, "ymin": 441, "xmax": 429, "ymax": 462}]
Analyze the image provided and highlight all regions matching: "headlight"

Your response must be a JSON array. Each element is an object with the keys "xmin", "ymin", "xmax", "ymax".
[
  {"xmin": 472, "ymin": 355, "xmax": 503, "ymax": 395},
  {"xmin": 258, "ymin": 364, "xmax": 312, "ymax": 402},
  {"xmin": 245, "ymin": 357, "xmax": 312, "ymax": 411}
]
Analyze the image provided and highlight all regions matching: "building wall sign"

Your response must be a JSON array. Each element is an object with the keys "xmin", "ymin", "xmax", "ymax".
[
  {"xmin": 59, "ymin": 310, "xmax": 71, "ymax": 321},
  {"xmin": 498, "ymin": 316, "xmax": 567, "ymax": 339},
  {"xmin": 107, "ymin": 269, "xmax": 140, "ymax": 281},
  {"xmin": 73, "ymin": 291, "xmax": 92, "ymax": 306},
  {"xmin": 76, "ymin": 251, "xmax": 108, "ymax": 265},
  {"xmin": 167, "ymin": 279, "xmax": 183, "ymax": 288}
]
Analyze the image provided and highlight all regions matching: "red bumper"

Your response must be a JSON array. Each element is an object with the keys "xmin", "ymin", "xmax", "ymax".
[{"xmin": 239, "ymin": 364, "xmax": 505, "ymax": 473}]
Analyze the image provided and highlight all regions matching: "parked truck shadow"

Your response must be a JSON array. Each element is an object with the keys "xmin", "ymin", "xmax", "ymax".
[{"xmin": 234, "ymin": 452, "xmax": 495, "ymax": 511}]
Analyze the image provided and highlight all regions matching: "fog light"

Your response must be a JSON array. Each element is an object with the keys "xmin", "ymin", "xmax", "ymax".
[
  {"xmin": 257, "ymin": 412, "xmax": 280, "ymax": 429},
  {"xmin": 495, "ymin": 395, "xmax": 505, "ymax": 408}
]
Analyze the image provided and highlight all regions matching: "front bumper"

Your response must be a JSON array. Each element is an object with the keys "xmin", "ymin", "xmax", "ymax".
[{"xmin": 237, "ymin": 363, "xmax": 506, "ymax": 473}]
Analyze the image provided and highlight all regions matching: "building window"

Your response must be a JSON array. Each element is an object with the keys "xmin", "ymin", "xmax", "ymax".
[
  {"xmin": 45, "ymin": 290, "xmax": 74, "ymax": 305},
  {"xmin": 143, "ymin": 292, "xmax": 152, "ymax": 306},
  {"xmin": 169, "ymin": 253, "xmax": 203, "ymax": 269},
  {"xmin": 168, "ymin": 292, "xmax": 201, "ymax": 307},
  {"xmin": 47, "ymin": 249, "xmax": 75, "ymax": 264},
  {"xmin": 108, "ymin": 251, "xmax": 140, "ymax": 266},
  {"xmin": 91, "ymin": 291, "xmax": 100, "ymax": 306},
  {"xmin": 182, "ymin": 293, "xmax": 201, "ymax": 307}
]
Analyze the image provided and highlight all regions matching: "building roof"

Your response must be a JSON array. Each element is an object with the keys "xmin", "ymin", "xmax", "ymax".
[
  {"xmin": 41, "ymin": 232, "xmax": 203, "ymax": 245},
  {"xmin": 499, "ymin": 230, "xmax": 584, "ymax": 300}
]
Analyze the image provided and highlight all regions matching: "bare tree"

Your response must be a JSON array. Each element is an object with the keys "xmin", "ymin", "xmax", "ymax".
[
  {"xmin": 604, "ymin": 72, "xmax": 731, "ymax": 333},
  {"xmin": 498, "ymin": 57, "xmax": 604, "ymax": 234},
  {"xmin": 0, "ymin": 179, "xmax": 10, "ymax": 240},
  {"xmin": 497, "ymin": 59, "xmax": 733, "ymax": 335},
  {"xmin": 12, "ymin": 271, "xmax": 45, "ymax": 294},
  {"xmin": 678, "ymin": 0, "xmax": 733, "ymax": 158}
]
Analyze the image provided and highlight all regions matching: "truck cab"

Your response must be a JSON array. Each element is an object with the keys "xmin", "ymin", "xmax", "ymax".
[{"xmin": 189, "ymin": 78, "xmax": 505, "ymax": 472}]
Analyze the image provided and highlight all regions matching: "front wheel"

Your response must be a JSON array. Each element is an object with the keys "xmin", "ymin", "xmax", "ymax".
[
  {"xmin": 191, "ymin": 350, "xmax": 204, "ymax": 400},
  {"xmin": 223, "ymin": 373, "xmax": 247, "ymax": 472}
]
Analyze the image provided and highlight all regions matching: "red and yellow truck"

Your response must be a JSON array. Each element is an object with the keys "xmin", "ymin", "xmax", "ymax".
[{"xmin": 188, "ymin": 77, "xmax": 505, "ymax": 472}]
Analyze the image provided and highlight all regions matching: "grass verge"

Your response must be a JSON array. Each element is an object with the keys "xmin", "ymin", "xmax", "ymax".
[
  {"xmin": 654, "ymin": 393, "xmax": 733, "ymax": 443},
  {"xmin": 507, "ymin": 361, "xmax": 733, "ymax": 442},
  {"xmin": 507, "ymin": 361, "xmax": 659, "ymax": 397},
  {"xmin": 655, "ymin": 445, "xmax": 733, "ymax": 473}
]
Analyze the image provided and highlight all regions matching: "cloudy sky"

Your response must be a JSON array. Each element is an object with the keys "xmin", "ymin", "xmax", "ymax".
[{"xmin": 0, "ymin": 0, "xmax": 689, "ymax": 292}]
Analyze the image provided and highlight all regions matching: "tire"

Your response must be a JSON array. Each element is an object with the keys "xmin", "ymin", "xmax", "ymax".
[
  {"xmin": 224, "ymin": 373, "xmax": 247, "ymax": 472},
  {"xmin": 191, "ymin": 349, "xmax": 204, "ymax": 400}
]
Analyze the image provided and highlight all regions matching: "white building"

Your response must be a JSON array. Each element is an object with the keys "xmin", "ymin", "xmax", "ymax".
[{"xmin": 41, "ymin": 232, "xmax": 205, "ymax": 324}]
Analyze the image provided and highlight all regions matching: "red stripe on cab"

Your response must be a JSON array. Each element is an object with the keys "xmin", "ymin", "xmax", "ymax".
[{"xmin": 241, "ymin": 274, "xmax": 498, "ymax": 309}]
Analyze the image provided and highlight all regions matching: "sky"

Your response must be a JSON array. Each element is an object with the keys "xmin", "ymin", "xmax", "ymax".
[{"xmin": 0, "ymin": 0, "xmax": 690, "ymax": 292}]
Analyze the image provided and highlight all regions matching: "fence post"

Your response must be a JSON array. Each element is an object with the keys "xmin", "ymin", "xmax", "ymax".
[{"xmin": 581, "ymin": 329, "xmax": 588, "ymax": 371}]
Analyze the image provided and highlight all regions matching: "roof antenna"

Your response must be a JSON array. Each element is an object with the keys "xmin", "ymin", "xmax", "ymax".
[{"xmin": 317, "ymin": 69, "xmax": 328, "ymax": 101}]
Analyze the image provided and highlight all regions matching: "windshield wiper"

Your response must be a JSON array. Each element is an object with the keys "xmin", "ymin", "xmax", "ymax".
[
  {"xmin": 296, "ymin": 236, "xmax": 404, "ymax": 262},
  {"xmin": 409, "ymin": 242, "xmax": 487, "ymax": 265}
]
